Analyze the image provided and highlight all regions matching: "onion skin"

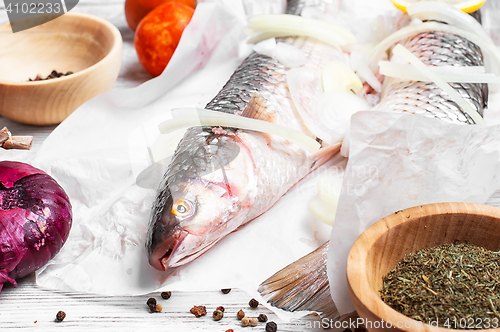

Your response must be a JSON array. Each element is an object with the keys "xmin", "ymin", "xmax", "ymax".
[{"xmin": 0, "ymin": 161, "xmax": 72, "ymax": 292}]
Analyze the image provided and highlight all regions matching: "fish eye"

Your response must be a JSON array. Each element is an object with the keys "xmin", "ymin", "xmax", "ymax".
[{"xmin": 171, "ymin": 198, "xmax": 194, "ymax": 218}]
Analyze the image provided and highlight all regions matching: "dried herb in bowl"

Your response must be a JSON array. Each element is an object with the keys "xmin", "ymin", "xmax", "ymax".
[{"xmin": 380, "ymin": 243, "xmax": 500, "ymax": 329}]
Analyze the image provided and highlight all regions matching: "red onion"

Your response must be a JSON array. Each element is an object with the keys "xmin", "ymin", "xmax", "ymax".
[{"xmin": 0, "ymin": 161, "xmax": 72, "ymax": 291}]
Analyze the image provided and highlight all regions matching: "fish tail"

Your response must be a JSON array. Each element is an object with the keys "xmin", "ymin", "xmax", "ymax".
[
  {"xmin": 258, "ymin": 242, "xmax": 339, "ymax": 320},
  {"xmin": 312, "ymin": 143, "xmax": 341, "ymax": 171}
]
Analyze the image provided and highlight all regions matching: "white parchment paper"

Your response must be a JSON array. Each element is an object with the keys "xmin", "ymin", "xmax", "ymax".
[
  {"xmin": 26, "ymin": 0, "xmax": 338, "ymax": 306},
  {"xmin": 329, "ymin": 111, "xmax": 500, "ymax": 315}
]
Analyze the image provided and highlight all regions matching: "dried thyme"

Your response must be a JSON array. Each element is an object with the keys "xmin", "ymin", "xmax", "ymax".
[{"xmin": 380, "ymin": 243, "xmax": 500, "ymax": 329}]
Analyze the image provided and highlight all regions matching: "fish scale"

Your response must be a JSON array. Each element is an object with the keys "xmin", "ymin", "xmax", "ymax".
[
  {"xmin": 375, "ymin": 31, "xmax": 488, "ymax": 124},
  {"xmin": 205, "ymin": 52, "xmax": 286, "ymax": 115}
]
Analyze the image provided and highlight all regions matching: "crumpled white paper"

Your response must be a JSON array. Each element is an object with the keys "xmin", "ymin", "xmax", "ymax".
[
  {"xmin": 328, "ymin": 111, "xmax": 500, "ymax": 315},
  {"xmin": 29, "ymin": 0, "xmax": 337, "ymax": 305},
  {"xmin": 7, "ymin": 0, "xmax": 500, "ymax": 322}
]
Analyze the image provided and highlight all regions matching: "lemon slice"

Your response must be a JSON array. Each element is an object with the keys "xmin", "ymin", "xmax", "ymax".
[{"xmin": 391, "ymin": 0, "xmax": 487, "ymax": 13}]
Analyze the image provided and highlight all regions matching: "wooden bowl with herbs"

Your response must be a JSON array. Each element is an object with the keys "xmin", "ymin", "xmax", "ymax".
[
  {"xmin": 0, "ymin": 12, "xmax": 122, "ymax": 125},
  {"xmin": 347, "ymin": 202, "xmax": 500, "ymax": 332}
]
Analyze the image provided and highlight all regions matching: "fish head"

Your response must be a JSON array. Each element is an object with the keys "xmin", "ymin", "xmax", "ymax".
[{"xmin": 147, "ymin": 128, "xmax": 241, "ymax": 271}]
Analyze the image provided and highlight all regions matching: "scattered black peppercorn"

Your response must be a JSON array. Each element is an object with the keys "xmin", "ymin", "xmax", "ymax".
[
  {"xmin": 29, "ymin": 70, "xmax": 73, "ymax": 82},
  {"xmin": 147, "ymin": 297, "xmax": 157, "ymax": 307},
  {"xmin": 221, "ymin": 288, "xmax": 231, "ymax": 294},
  {"xmin": 216, "ymin": 306, "xmax": 225, "ymax": 312},
  {"xmin": 258, "ymin": 313, "xmax": 268, "ymax": 322},
  {"xmin": 248, "ymin": 298, "xmax": 259, "ymax": 308},
  {"xmin": 161, "ymin": 291, "xmax": 171, "ymax": 299},
  {"xmin": 213, "ymin": 309, "xmax": 224, "ymax": 321},
  {"xmin": 55, "ymin": 311, "xmax": 66, "ymax": 322},
  {"xmin": 266, "ymin": 321, "xmax": 278, "ymax": 332},
  {"xmin": 147, "ymin": 297, "xmax": 157, "ymax": 312}
]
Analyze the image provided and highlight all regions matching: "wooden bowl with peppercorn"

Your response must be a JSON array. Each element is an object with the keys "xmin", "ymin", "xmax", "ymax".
[
  {"xmin": 0, "ymin": 12, "xmax": 122, "ymax": 125},
  {"xmin": 347, "ymin": 202, "xmax": 500, "ymax": 332}
]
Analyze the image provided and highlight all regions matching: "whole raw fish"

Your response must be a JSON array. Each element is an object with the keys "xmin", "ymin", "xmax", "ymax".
[
  {"xmin": 146, "ymin": 0, "xmax": 344, "ymax": 272},
  {"xmin": 258, "ymin": 7, "xmax": 488, "ymax": 320}
]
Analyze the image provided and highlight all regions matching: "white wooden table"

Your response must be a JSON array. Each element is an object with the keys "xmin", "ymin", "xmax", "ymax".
[{"xmin": 0, "ymin": 1, "xmax": 324, "ymax": 330}]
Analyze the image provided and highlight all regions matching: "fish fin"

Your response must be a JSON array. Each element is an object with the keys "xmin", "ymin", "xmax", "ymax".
[
  {"xmin": 258, "ymin": 242, "xmax": 340, "ymax": 321},
  {"xmin": 311, "ymin": 143, "xmax": 341, "ymax": 171},
  {"xmin": 241, "ymin": 93, "xmax": 277, "ymax": 123}
]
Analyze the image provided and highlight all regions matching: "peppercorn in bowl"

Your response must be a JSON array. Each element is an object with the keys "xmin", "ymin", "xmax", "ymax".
[
  {"xmin": 347, "ymin": 202, "xmax": 500, "ymax": 332},
  {"xmin": 0, "ymin": 12, "xmax": 122, "ymax": 125}
]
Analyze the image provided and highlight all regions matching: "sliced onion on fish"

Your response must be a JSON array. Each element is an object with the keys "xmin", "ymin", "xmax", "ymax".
[
  {"xmin": 287, "ymin": 67, "xmax": 335, "ymax": 144},
  {"xmin": 340, "ymin": 128, "xmax": 350, "ymax": 158},
  {"xmin": 245, "ymin": 14, "xmax": 357, "ymax": 48},
  {"xmin": 288, "ymin": 60, "xmax": 369, "ymax": 145},
  {"xmin": 158, "ymin": 108, "xmax": 321, "ymax": 151},
  {"xmin": 407, "ymin": 1, "xmax": 490, "ymax": 40},
  {"xmin": 348, "ymin": 48, "xmax": 383, "ymax": 94},
  {"xmin": 321, "ymin": 59, "xmax": 363, "ymax": 93},
  {"xmin": 369, "ymin": 22, "xmax": 500, "ymax": 75},
  {"xmin": 312, "ymin": 91, "xmax": 370, "ymax": 143},
  {"xmin": 253, "ymin": 38, "xmax": 308, "ymax": 68},
  {"xmin": 308, "ymin": 174, "xmax": 343, "ymax": 226},
  {"xmin": 379, "ymin": 61, "xmax": 500, "ymax": 83},
  {"xmin": 274, "ymin": 42, "xmax": 307, "ymax": 67},
  {"xmin": 356, "ymin": 65, "xmax": 382, "ymax": 93},
  {"xmin": 392, "ymin": 44, "xmax": 485, "ymax": 124},
  {"xmin": 252, "ymin": 37, "xmax": 276, "ymax": 58},
  {"xmin": 308, "ymin": 196, "xmax": 338, "ymax": 227}
]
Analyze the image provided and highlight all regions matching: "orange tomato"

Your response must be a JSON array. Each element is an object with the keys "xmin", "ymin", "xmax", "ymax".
[
  {"xmin": 134, "ymin": 2, "xmax": 195, "ymax": 77},
  {"xmin": 125, "ymin": 0, "xmax": 196, "ymax": 31}
]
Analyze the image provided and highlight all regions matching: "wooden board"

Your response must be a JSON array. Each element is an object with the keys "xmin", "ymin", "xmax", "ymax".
[{"xmin": 1, "ymin": 274, "xmax": 326, "ymax": 331}]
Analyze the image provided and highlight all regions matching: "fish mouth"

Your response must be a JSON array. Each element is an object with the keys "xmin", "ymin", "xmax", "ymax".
[
  {"xmin": 150, "ymin": 229, "xmax": 189, "ymax": 271},
  {"xmin": 168, "ymin": 239, "xmax": 220, "ymax": 268}
]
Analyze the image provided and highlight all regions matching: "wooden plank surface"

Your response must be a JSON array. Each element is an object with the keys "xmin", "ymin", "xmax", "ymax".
[
  {"xmin": 1, "ymin": 274, "xmax": 326, "ymax": 331},
  {"xmin": 0, "ymin": 1, "xmax": 325, "ymax": 331}
]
